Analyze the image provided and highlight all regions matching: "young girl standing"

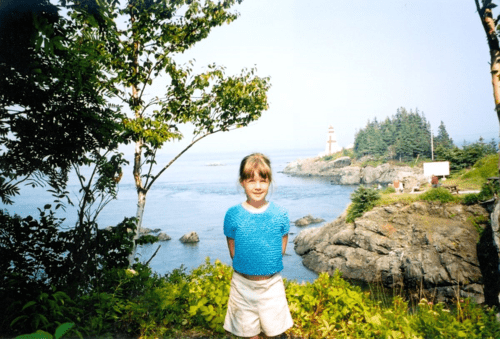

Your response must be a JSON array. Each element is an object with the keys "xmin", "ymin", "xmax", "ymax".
[{"xmin": 223, "ymin": 153, "xmax": 293, "ymax": 339}]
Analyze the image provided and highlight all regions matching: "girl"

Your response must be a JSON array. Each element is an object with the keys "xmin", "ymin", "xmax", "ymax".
[{"xmin": 223, "ymin": 153, "xmax": 293, "ymax": 339}]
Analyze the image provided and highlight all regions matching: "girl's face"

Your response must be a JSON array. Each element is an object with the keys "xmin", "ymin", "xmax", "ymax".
[{"xmin": 240, "ymin": 172, "xmax": 270, "ymax": 205}]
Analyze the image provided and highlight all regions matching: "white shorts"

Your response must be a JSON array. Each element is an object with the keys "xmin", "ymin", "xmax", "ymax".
[{"xmin": 224, "ymin": 271, "xmax": 293, "ymax": 337}]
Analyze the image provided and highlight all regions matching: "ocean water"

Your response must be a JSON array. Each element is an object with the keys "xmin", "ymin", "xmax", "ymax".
[{"xmin": 2, "ymin": 148, "xmax": 356, "ymax": 283}]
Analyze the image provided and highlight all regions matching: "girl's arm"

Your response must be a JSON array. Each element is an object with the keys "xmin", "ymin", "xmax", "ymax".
[
  {"xmin": 226, "ymin": 237, "xmax": 235, "ymax": 259},
  {"xmin": 282, "ymin": 234, "xmax": 288, "ymax": 255}
]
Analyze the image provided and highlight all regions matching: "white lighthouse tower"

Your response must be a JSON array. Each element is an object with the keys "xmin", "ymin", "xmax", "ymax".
[{"xmin": 323, "ymin": 126, "xmax": 342, "ymax": 156}]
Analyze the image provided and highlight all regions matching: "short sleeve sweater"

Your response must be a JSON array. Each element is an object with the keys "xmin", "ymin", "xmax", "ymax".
[{"xmin": 224, "ymin": 202, "xmax": 290, "ymax": 276}]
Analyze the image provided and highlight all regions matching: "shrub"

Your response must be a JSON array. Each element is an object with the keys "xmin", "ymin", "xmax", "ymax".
[
  {"xmin": 414, "ymin": 298, "xmax": 500, "ymax": 339},
  {"xmin": 346, "ymin": 186, "xmax": 381, "ymax": 223},
  {"xmin": 15, "ymin": 322, "xmax": 75, "ymax": 339},
  {"xmin": 477, "ymin": 178, "xmax": 500, "ymax": 202},
  {"xmin": 9, "ymin": 289, "xmax": 80, "ymax": 336},
  {"xmin": 462, "ymin": 193, "xmax": 480, "ymax": 205},
  {"xmin": 419, "ymin": 187, "xmax": 456, "ymax": 203},
  {"xmin": 460, "ymin": 153, "xmax": 499, "ymax": 181},
  {"xmin": 382, "ymin": 186, "xmax": 396, "ymax": 194},
  {"xmin": 7, "ymin": 260, "xmax": 500, "ymax": 339}
]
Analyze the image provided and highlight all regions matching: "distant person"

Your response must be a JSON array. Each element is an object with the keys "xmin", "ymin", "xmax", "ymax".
[
  {"xmin": 394, "ymin": 179, "xmax": 403, "ymax": 193},
  {"xmin": 431, "ymin": 175, "xmax": 440, "ymax": 188},
  {"xmin": 223, "ymin": 153, "xmax": 293, "ymax": 339}
]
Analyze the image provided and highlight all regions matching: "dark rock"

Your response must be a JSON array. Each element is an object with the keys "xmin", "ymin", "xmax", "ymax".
[
  {"xmin": 180, "ymin": 231, "xmax": 199, "ymax": 243},
  {"xmin": 294, "ymin": 202, "xmax": 489, "ymax": 304}
]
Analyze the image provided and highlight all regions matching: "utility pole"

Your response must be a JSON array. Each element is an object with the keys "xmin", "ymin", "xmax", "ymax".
[{"xmin": 431, "ymin": 129, "xmax": 434, "ymax": 161}]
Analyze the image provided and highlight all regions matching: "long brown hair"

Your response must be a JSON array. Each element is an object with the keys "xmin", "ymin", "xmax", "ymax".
[{"xmin": 239, "ymin": 153, "xmax": 272, "ymax": 183}]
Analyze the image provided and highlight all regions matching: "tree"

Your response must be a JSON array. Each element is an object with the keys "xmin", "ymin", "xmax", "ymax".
[
  {"xmin": 434, "ymin": 121, "xmax": 454, "ymax": 149},
  {"xmin": 473, "ymin": 0, "xmax": 500, "ymax": 309},
  {"xmin": 70, "ymin": 0, "xmax": 271, "ymax": 265},
  {"xmin": 354, "ymin": 108, "xmax": 432, "ymax": 161},
  {"xmin": 475, "ymin": 0, "xmax": 500, "ymax": 121},
  {"xmin": 0, "ymin": 0, "xmax": 133, "ymax": 292},
  {"xmin": 0, "ymin": 0, "xmax": 124, "ymax": 205}
]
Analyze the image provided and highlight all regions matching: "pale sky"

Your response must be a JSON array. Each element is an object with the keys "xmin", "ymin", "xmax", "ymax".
[{"xmin": 145, "ymin": 0, "xmax": 500, "ymax": 156}]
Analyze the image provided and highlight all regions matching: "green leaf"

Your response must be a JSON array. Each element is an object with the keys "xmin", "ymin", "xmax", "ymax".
[
  {"xmin": 54, "ymin": 322, "xmax": 74, "ymax": 339},
  {"xmin": 15, "ymin": 331, "xmax": 52, "ymax": 339},
  {"xmin": 21, "ymin": 300, "xmax": 37, "ymax": 311}
]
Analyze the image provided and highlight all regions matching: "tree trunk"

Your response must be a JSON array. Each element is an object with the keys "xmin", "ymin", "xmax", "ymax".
[
  {"xmin": 475, "ymin": 0, "xmax": 500, "ymax": 309},
  {"xmin": 128, "ymin": 185, "xmax": 146, "ymax": 266}
]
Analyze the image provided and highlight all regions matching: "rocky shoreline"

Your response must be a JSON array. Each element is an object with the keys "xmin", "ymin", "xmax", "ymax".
[
  {"xmin": 283, "ymin": 156, "xmax": 426, "ymax": 189},
  {"xmin": 293, "ymin": 201, "xmax": 489, "ymax": 303}
]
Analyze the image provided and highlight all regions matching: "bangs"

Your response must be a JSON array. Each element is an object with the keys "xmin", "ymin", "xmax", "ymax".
[{"xmin": 239, "ymin": 154, "xmax": 272, "ymax": 182}]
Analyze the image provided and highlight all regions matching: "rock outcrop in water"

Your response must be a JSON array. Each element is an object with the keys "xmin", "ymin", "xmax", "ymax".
[
  {"xmin": 180, "ymin": 231, "xmax": 200, "ymax": 243},
  {"xmin": 283, "ymin": 157, "xmax": 425, "ymax": 187},
  {"xmin": 294, "ymin": 201, "xmax": 489, "ymax": 303},
  {"xmin": 294, "ymin": 215, "xmax": 325, "ymax": 226}
]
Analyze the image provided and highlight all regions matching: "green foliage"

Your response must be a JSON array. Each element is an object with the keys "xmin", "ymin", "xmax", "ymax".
[
  {"xmin": 0, "ymin": 208, "xmax": 137, "ymax": 335},
  {"xmin": 76, "ymin": 258, "xmax": 231, "ymax": 338},
  {"xmin": 0, "ymin": 0, "xmax": 125, "ymax": 205},
  {"xmin": 136, "ymin": 234, "xmax": 159, "ymax": 245},
  {"xmin": 5, "ymin": 260, "xmax": 500, "ymax": 338},
  {"xmin": 419, "ymin": 187, "xmax": 457, "ymax": 203},
  {"xmin": 60, "ymin": 0, "xmax": 272, "ymax": 263},
  {"xmin": 354, "ymin": 107, "xmax": 432, "ymax": 161},
  {"xmin": 346, "ymin": 186, "xmax": 381, "ymax": 223},
  {"xmin": 461, "ymin": 154, "xmax": 499, "ymax": 180},
  {"xmin": 10, "ymin": 289, "xmax": 79, "ymax": 336},
  {"xmin": 435, "ymin": 120, "xmax": 454, "ymax": 149},
  {"xmin": 321, "ymin": 148, "xmax": 354, "ymax": 162},
  {"xmin": 468, "ymin": 214, "xmax": 489, "ymax": 240},
  {"xmin": 435, "ymin": 138, "xmax": 498, "ymax": 173},
  {"xmin": 186, "ymin": 259, "xmax": 232, "ymax": 333},
  {"xmin": 287, "ymin": 273, "xmax": 500, "ymax": 339},
  {"xmin": 462, "ymin": 193, "xmax": 480, "ymax": 205},
  {"xmin": 382, "ymin": 186, "xmax": 396, "ymax": 194},
  {"xmin": 477, "ymin": 178, "xmax": 500, "ymax": 202},
  {"xmin": 414, "ymin": 298, "xmax": 500, "ymax": 339},
  {"xmin": 286, "ymin": 272, "xmax": 374, "ymax": 338},
  {"xmin": 15, "ymin": 322, "xmax": 75, "ymax": 339}
]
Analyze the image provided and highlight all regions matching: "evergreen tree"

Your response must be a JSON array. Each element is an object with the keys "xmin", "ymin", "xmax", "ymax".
[
  {"xmin": 434, "ymin": 121, "xmax": 454, "ymax": 149},
  {"xmin": 353, "ymin": 107, "xmax": 432, "ymax": 160}
]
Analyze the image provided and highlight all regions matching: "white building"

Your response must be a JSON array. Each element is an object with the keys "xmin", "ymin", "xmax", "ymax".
[{"xmin": 318, "ymin": 126, "xmax": 342, "ymax": 157}]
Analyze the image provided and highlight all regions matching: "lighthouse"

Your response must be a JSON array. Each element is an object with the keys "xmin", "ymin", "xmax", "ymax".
[{"xmin": 324, "ymin": 126, "xmax": 342, "ymax": 155}]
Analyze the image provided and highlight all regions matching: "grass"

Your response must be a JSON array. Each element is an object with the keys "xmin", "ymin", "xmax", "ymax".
[{"xmin": 374, "ymin": 154, "xmax": 500, "ymax": 206}]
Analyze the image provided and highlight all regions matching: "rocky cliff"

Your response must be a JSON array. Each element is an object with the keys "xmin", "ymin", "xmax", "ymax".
[
  {"xmin": 283, "ymin": 156, "xmax": 426, "ymax": 187},
  {"xmin": 294, "ymin": 201, "xmax": 489, "ymax": 303}
]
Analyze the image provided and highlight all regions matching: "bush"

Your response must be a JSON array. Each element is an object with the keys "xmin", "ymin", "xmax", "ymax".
[
  {"xmin": 6, "ymin": 260, "xmax": 500, "ymax": 339},
  {"xmin": 462, "ymin": 193, "xmax": 480, "ymax": 205},
  {"xmin": 346, "ymin": 186, "xmax": 381, "ymax": 223},
  {"xmin": 477, "ymin": 179, "xmax": 500, "ymax": 202},
  {"xmin": 460, "ymin": 153, "xmax": 499, "ymax": 181},
  {"xmin": 10, "ymin": 289, "xmax": 80, "ymax": 336},
  {"xmin": 0, "ymin": 208, "xmax": 137, "ymax": 336},
  {"xmin": 419, "ymin": 187, "xmax": 457, "ymax": 203},
  {"xmin": 435, "ymin": 138, "xmax": 497, "ymax": 173},
  {"xmin": 381, "ymin": 186, "xmax": 396, "ymax": 194}
]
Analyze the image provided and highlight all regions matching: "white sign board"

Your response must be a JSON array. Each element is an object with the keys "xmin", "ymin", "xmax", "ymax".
[{"xmin": 423, "ymin": 161, "xmax": 450, "ymax": 177}]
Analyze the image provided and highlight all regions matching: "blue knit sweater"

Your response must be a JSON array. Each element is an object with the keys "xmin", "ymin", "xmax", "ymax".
[{"xmin": 224, "ymin": 202, "xmax": 290, "ymax": 276}]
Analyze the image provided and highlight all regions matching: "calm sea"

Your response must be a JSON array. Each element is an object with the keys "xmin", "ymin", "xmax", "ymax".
[{"xmin": 3, "ymin": 148, "xmax": 355, "ymax": 283}]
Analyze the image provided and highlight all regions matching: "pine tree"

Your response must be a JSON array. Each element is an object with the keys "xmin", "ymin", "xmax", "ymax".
[{"xmin": 434, "ymin": 121, "xmax": 454, "ymax": 149}]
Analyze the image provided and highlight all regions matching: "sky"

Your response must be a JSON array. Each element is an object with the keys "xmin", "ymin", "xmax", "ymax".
[{"xmin": 138, "ymin": 0, "xmax": 499, "ymax": 156}]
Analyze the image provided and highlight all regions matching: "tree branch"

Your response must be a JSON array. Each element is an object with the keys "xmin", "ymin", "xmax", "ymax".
[
  {"xmin": 144, "ymin": 244, "xmax": 161, "ymax": 266},
  {"xmin": 146, "ymin": 130, "xmax": 221, "ymax": 191}
]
